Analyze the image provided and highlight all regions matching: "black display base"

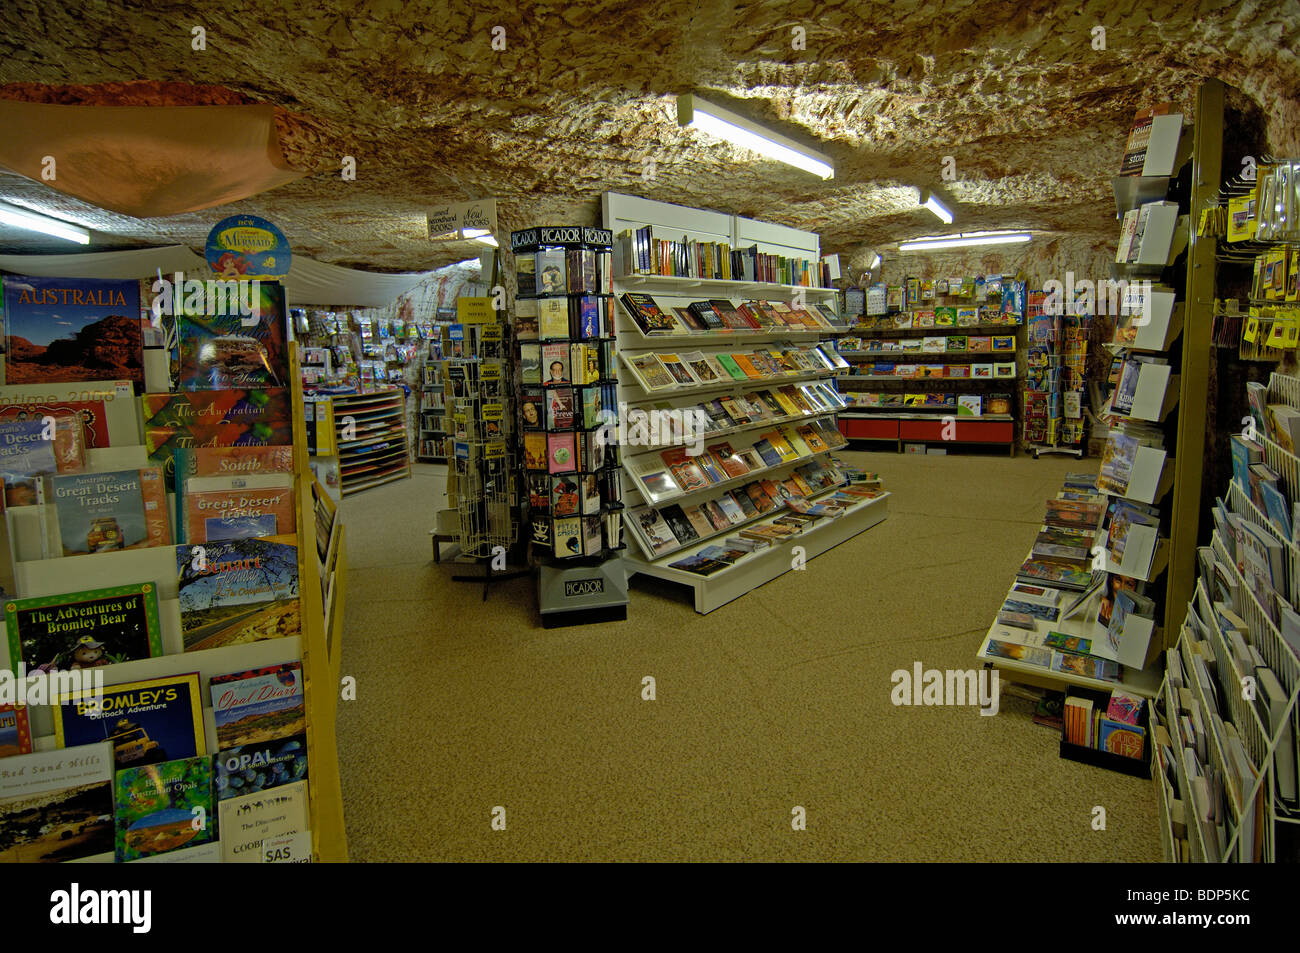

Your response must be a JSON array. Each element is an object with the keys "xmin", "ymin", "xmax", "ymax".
[
  {"xmin": 450, "ymin": 558, "xmax": 531, "ymax": 602},
  {"xmin": 541, "ymin": 604, "xmax": 628, "ymax": 629}
]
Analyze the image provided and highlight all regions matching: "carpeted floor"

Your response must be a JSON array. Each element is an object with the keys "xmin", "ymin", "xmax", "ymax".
[{"xmin": 335, "ymin": 451, "xmax": 1162, "ymax": 862}]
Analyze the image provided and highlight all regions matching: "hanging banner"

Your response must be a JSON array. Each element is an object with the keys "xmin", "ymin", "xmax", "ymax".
[
  {"xmin": 206, "ymin": 214, "xmax": 291, "ymax": 280},
  {"xmin": 427, "ymin": 199, "xmax": 498, "ymax": 242}
]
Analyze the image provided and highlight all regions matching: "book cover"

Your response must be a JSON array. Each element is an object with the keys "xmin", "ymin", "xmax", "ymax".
[
  {"xmin": 657, "ymin": 354, "xmax": 699, "ymax": 387},
  {"xmin": 660, "ymin": 504, "xmax": 699, "ymax": 544},
  {"xmin": 114, "ymin": 755, "xmax": 216, "ymax": 862},
  {"xmin": 182, "ymin": 482, "xmax": 294, "ymax": 543},
  {"xmin": 523, "ymin": 432, "xmax": 547, "ymax": 470},
  {"xmin": 551, "ymin": 475, "xmax": 580, "ymax": 516},
  {"xmin": 177, "ymin": 282, "xmax": 288, "ymax": 390},
  {"xmin": 545, "ymin": 386, "xmax": 576, "ymax": 430},
  {"xmin": 0, "ymin": 741, "xmax": 115, "ymax": 862},
  {"xmin": 0, "ymin": 705, "xmax": 32, "ymax": 757},
  {"xmin": 620, "ymin": 293, "xmax": 679, "ymax": 335},
  {"xmin": 537, "ymin": 297, "xmax": 569, "ymax": 340},
  {"xmin": 552, "ymin": 516, "xmax": 582, "ymax": 556},
  {"xmin": 218, "ymin": 777, "xmax": 309, "ymax": 864},
  {"xmin": 628, "ymin": 354, "xmax": 676, "ymax": 392},
  {"xmin": 0, "ymin": 399, "xmax": 110, "ymax": 457},
  {"xmin": 48, "ymin": 466, "xmax": 170, "ymax": 555},
  {"xmin": 6, "ymin": 582, "xmax": 162, "ymax": 673},
  {"xmin": 177, "ymin": 537, "xmax": 301, "ymax": 651},
  {"xmin": 1, "ymin": 276, "xmax": 143, "ymax": 387},
  {"xmin": 535, "ymin": 248, "xmax": 567, "ymax": 294},
  {"xmin": 214, "ymin": 733, "xmax": 307, "ymax": 800},
  {"xmin": 547, "ymin": 432, "xmax": 577, "ymax": 473},
  {"xmin": 632, "ymin": 506, "xmax": 679, "ymax": 556},
  {"xmin": 210, "ymin": 662, "xmax": 305, "ymax": 749},
  {"xmin": 141, "ymin": 388, "xmax": 293, "ymax": 484},
  {"xmin": 53, "ymin": 673, "xmax": 205, "ymax": 770},
  {"xmin": 0, "ymin": 418, "xmax": 60, "ymax": 507}
]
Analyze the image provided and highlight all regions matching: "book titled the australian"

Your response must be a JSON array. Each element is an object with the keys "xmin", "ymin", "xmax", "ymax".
[
  {"xmin": 5, "ymin": 582, "xmax": 163, "ymax": 673},
  {"xmin": 177, "ymin": 537, "xmax": 301, "ymax": 652},
  {"xmin": 141, "ymin": 388, "xmax": 293, "ymax": 483},
  {"xmin": 53, "ymin": 673, "xmax": 205, "ymax": 770},
  {"xmin": 114, "ymin": 755, "xmax": 216, "ymax": 862},
  {"xmin": 177, "ymin": 281, "xmax": 288, "ymax": 390},
  {"xmin": 48, "ymin": 466, "xmax": 170, "ymax": 555},
  {"xmin": 210, "ymin": 662, "xmax": 305, "ymax": 749}
]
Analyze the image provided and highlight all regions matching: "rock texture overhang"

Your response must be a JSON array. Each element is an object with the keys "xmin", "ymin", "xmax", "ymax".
[{"xmin": 0, "ymin": 1, "xmax": 1296, "ymax": 275}]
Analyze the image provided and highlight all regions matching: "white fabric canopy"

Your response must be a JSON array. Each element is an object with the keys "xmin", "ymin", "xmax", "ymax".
[{"xmin": 0, "ymin": 245, "xmax": 436, "ymax": 307}]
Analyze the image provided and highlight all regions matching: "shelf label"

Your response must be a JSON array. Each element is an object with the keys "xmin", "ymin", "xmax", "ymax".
[{"xmin": 457, "ymin": 297, "xmax": 495, "ymax": 324}]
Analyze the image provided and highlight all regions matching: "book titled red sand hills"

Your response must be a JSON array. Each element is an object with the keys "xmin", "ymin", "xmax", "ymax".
[{"xmin": 1, "ymin": 276, "xmax": 143, "ymax": 387}]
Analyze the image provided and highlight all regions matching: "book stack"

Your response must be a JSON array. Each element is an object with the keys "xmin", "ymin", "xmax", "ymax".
[
  {"xmin": 514, "ymin": 227, "xmax": 625, "ymax": 559},
  {"xmin": 614, "ymin": 227, "xmax": 826, "ymax": 288}
]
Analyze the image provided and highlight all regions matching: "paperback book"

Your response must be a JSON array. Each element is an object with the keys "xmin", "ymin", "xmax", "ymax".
[
  {"xmin": 47, "ymin": 466, "xmax": 171, "ymax": 555},
  {"xmin": 210, "ymin": 662, "xmax": 305, "ymax": 749},
  {"xmin": 114, "ymin": 756, "xmax": 216, "ymax": 862},
  {"xmin": 0, "ymin": 741, "xmax": 114, "ymax": 862},
  {"xmin": 177, "ymin": 282, "xmax": 288, "ymax": 389}
]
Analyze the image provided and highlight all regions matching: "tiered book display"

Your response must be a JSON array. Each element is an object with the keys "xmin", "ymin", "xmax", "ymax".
[
  {"xmin": 418, "ymin": 354, "xmax": 449, "ymax": 463},
  {"xmin": 330, "ymin": 388, "xmax": 410, "ymax": 495},
  {"xmin": 602, "ymin": 191, "xmax": 889, "ymax": 614},
  {"xmin": 510, "ymin": 226, "xmax": 628, "ymax": 622},
  {"xmin": 0, "ymin": 273, "xmax": 345, "ymax": 863},
  {"xmin": 1150, "ymin": 369, "xmax": 1300, "ymax": 862},
  {"xmin": 977, "ymin": 88, "xmax": 1209, "ymax": 716},
  {"xmin": 444, "ymin": 285, "xmax": 520, "ymax": 560},
  {"xmin": 835, "ymin": 275, "xmax": 1024, "ymax": 454},
  {"xmin": 1022, "ymin": 290, "xmax": 1091, "ymax": 456}
]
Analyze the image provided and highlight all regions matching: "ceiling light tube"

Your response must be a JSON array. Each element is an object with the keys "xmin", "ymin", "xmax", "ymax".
[
  {"xmin": 919, "ymin": 191, "xmax": 953, "ymax": 224},
  {"xmin": 898, "ymin": 231, "xmax": 1032, "ymax": 252},
  {"xmin": 868, "ymin": 252, "xmax": 882, "ymax": 270},
  {"xmin": 0, "ymin": 202, "xmax": 90, "ymax": 244},
  {"xmin": 678, "ymin": 93, "xmax": 834, "ymax": 179}
]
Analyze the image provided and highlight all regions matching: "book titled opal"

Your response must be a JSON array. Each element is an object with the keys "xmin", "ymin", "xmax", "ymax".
[
  {"xmin": 177, "ymin": 538, "xmax": 301, "ymax": 652},
  {"xmin": 114, "ymin": 755, "xmax": 215, "ymax": 862},
  {"xmin": 53, "ymin": 673, "xmax": 205, "ymax": 770},
  {"xmin": 214, "ymin": 732, "xmax": 307, "ymax": 799},
  {"xmin": 49, "ymin": 467, "xmax": 170, "ymax": 555},
  {"xmin": 5, "ymin": 582, "xmax": 162, "ymax": 673}
]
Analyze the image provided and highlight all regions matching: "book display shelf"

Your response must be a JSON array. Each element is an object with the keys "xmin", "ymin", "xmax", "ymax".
[
  {"xmin": 834, "ymin": 278, "xmax": 1024, "ymax": 454},
  {"xmin": 0, "ymin": 275, "xmax": 346, "ymax": 863},
  {"xmin": 1150, "ymin": 371, "xmax": 1300, "ymax": 862},
  {"xmin": 418, "ymin": 333, "xmax": 449, "ymax": 462},
  {"xmin": 1022, "ymin": 290, "xmax": 1091, "ymax": 457},
  {"xmin": 977, "ymin": 82, "xmax": 1232, "ymax": 810},
  {"xmin": 602, "ymin": 191, "xmax": 889, "ymax": 614},
  {"xmin": 330, "ymin": 388, "xmax": 411, "ymax": 496}
]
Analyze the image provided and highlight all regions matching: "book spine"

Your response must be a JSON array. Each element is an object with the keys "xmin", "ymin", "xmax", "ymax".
[{"xmin": 140, "ymin": 467, "xmax": 172, "ymax": 547}]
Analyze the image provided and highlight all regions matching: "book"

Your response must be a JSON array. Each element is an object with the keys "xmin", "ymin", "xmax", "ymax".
[
  {"xmin": 141, "ymin": 388, "xmax": 293, "ymax": 484},
  {"xmin": 1, "ymin": 275, "xmax": 143, "ymax": 387},
  {"xmin": 1120, "ymin": 102, "xmax": 1174, "ymax": 176},
  {"xmin": 218, "ymin": 777, "xmax": 309, "ymax": 864},
  {"xmin": 181, "ymin": 477, "xmax": 294, "ymax": 544},
  {"xmin": 620, "ymin": 293, "xmax": 679, "ymax": 335},
  {"xmin": 627, "ymin": 353, "xmax": 677, "ymax": 392},
  {"xmin": 48, "ymin": 466, "xmax": 170, "ymax": 555},
  {"xmin": 0, "ymin": 705, "xmax": 32, "ymax": 757},
  {"xmin": 53, "ymin": 673, "xmax": 205, "ymax": 770},
  {"xmin": 5, "ymin": 582, "xmax": 163, "ymax": 673},
  {"xmin": 661, "ymin": 447, "xmax": 709, "ymax": 492},
  {"xmin": 0, "ymin": 741, "xmax": 115, "ymax": 862},
  {"xmin": 210, "ymin": 662, "xmax": 305, "ymax": 749},
  {"xmin": 114, "ymin": 755, "xmax": 217, "ymax": 862},
  {"xmin": 631, "ymin": 506, "xmax": 679, "ymax": 556},
  {"xmin": 657, "ymin": 353, "xmax": 699, "ymax": 387},
  {"xmin": 176, "ymin": 536, "xmax": 300, "ymax": 651},
  {"xmin": 0, "ymin": 418, "xmax": 62, "ymax": 507},
  {"xmin": 214, "ymin": 733, "xmax": 307, "ymax": 800},
  {"xmin": 177, "ymin": 282, "xmax": 288, "ymax": 390},
  {"xmin": 547, "ymin": 432, "xmax": 577, "ymax": 473}
]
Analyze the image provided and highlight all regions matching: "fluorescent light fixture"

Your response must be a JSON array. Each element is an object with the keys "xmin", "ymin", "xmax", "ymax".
[
  {"xmin": 471, "ymin": 234, "xmax": 499, "ymax": 248},
  {"xmin": 678, "ymin": 93, "xmax": 834, "ymax": 179},
  {"xmin": 898, "ymin": 231, "xmax": 1032, "ymax": 252},
  {"xmin": 452, "ymin": 257, "xmax": 482, "ymax": 268},
  {"xmin": 0, "ymin": 202, "xmax": 90, "ymax": 244},
  {"xmin": 919, "ymin": 191, "xmax": 953, "ymax": 224},
  {"xmin": 868, "ymin": 252, "xmax": 882, "ymax": 270}
]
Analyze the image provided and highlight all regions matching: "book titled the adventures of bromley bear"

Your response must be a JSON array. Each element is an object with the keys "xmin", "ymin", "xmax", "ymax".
[{"xmin": 5, "ymin": 582, "xmax": 162, "ymax": 673}]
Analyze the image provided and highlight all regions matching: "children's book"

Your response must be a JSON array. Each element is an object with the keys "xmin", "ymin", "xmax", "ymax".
[
  {"xmin": 54, "ymin": 673, "xmax": 205, "ymax": 770},
  {"xmin": 177, "ymin": 536, "xmax": 301, "ymax": 651},
  {"xmin": 210, "ymin": 662, "xmax": 305, "ymax": 749},
  {"xmin": 5, "ymin": 582, "xmax": 163, "ymax": 672}
]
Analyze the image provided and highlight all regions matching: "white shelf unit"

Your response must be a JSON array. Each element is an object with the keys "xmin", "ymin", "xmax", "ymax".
[
  {"xmin": 332, "ymin": 388, "xmax": 411, "ymax": 495},
  {"xmin": 603, "ymin": 191, "xmax": 887, "ymax": 613}
]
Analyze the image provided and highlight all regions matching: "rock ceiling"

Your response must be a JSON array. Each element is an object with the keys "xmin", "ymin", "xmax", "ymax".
[{"xmin": 0, "ymin": 0, "xmax": 1297, "ymax": 282}]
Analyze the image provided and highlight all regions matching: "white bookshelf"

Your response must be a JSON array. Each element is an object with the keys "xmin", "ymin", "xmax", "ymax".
[{"xmin": 602, "ymin": 191, "xmax": 887, "ymax": 612}]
